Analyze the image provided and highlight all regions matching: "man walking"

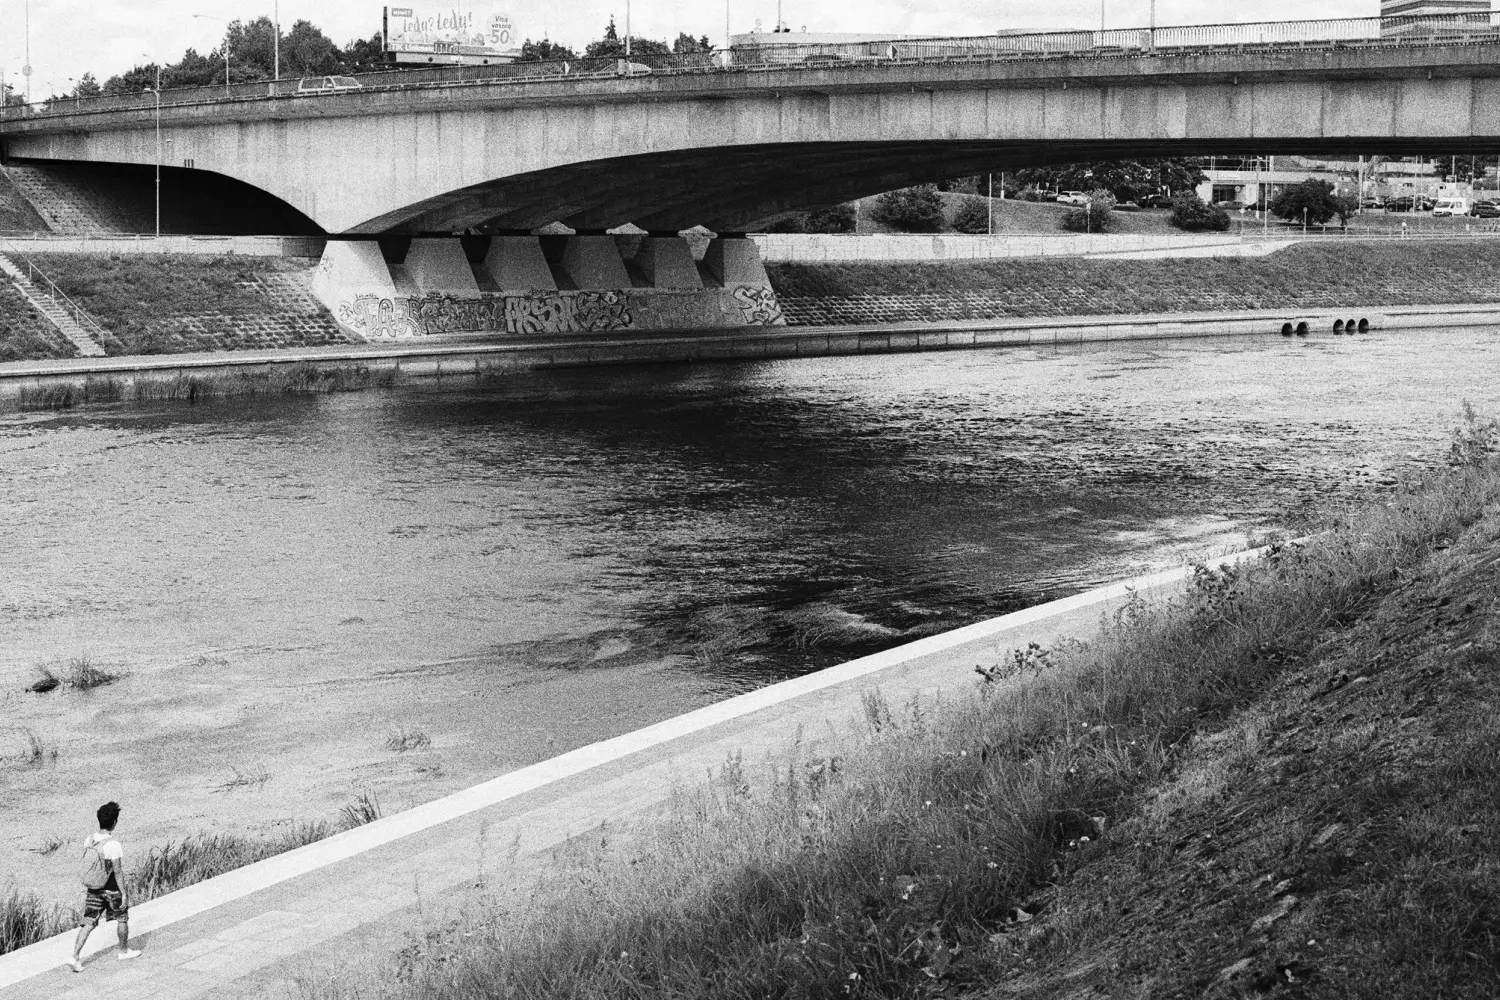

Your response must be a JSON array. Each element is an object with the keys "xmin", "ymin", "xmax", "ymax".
[{"xmin": 67, "ymin": 801, "xmax": 141, "ymax": 972}]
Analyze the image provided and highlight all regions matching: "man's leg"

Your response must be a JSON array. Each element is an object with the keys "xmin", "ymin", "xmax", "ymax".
[
  {"xmin": 69, "ymin": 915, "xmax": 98, "ymax": 972},
  {"xmin": 113, "ymin": 900, "xmax": 140, "ymax": 960}
]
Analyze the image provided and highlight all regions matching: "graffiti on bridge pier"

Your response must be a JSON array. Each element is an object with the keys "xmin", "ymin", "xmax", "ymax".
[{"xmin": 334, "ymin": 287, "xmax": 782, "ymax": 340}]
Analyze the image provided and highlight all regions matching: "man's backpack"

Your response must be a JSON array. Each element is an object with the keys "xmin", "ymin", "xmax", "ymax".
[{"xmin": 79, "ymin": 839, "xmax": 110, "ymax": 890}]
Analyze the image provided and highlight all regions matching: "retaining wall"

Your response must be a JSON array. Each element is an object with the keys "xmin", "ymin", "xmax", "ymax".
[{"xmin": 751, "ymin": 232, "xmax": 1246, "ymax": 262}]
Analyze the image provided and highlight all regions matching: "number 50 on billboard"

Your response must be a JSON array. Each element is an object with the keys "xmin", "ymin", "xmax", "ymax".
[{"xmin": 384, "ymin": 6, "xmax": 522, "ymax": 64}]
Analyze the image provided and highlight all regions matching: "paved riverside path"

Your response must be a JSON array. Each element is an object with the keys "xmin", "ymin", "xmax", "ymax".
[{"xmin": 0, "ymin": 553, "xmax": 1258, "ymax": 1000}]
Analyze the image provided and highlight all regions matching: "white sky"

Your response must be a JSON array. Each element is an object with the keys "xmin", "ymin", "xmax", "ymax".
[{"xmin": 2, "ymin": 0, "xmax": 1374, "ymax": 97}]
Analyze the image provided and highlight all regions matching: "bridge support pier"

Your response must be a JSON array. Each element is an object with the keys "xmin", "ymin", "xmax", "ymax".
[{"xmin": 310, "ymin": 235, "xmax": 785, "ymax": 343}]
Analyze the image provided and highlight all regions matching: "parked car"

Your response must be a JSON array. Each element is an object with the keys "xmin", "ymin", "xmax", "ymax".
[
  {"xmin": 1055, "ymin": 191, "xmax": 1090, "ymax": 205},
  {"xmin": 1432, "ymin": 197, "xmax": 1470, "ymax": 217},
  {"xmin": 296, "ymin": 75, "xmax": 362, "ymax": 94},
  {"xmin": 1138, "ymin": 193, "xmax": 1174, "ymax": 208},
  {"xmin": 1359, "ymin": 197, "xmax": 1384, "ymax": 209},
  {"xmin": 1471, "ymin": 200, "xmax": 1500, "ymax": 218}
]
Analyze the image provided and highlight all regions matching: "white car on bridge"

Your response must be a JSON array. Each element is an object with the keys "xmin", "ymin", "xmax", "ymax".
[{"xmin": 296, "ymin": 76, "xmax": 362, "ymax": 95}]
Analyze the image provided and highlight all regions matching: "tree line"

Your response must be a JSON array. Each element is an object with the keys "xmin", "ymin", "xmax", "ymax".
[{"xmin": 16, "ymin": 15, "xmax": 713, "ymax": 103}]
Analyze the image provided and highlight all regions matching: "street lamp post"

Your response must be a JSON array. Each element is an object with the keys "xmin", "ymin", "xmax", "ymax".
[
  {"xmin": 625, "ymin": 0, "xmax": 632, "ymax": 58},
  {"xmin": 142, "ymin": 57, "xmax": 161, "ymax": 237},
  {"xmin": 192, "ymin": 15, "xmax": 232, "ymax": 97},
  {"xmin": 274, "ymin": 0, "xmax": 280, "ymax": 81}
]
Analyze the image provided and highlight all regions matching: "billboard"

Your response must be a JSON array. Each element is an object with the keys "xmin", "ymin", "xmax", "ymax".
[{"xmin": 383, "ymin": 6, "xmax": 521, "ymax": 63}]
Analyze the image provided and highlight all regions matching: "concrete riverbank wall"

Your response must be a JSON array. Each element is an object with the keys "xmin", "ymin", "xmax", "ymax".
[{"xmin": 5, "ymin": 303, "xmax": 1500, "ymax": 406}]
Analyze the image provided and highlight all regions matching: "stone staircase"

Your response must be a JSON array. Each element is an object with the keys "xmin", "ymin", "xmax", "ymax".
[
  {"xmin": 0, "ymin": 163, "xmax": 148, "ymax": 234},
  {"xmin": 0, "ymin": 252, "xmax": 108, "ymax": 357}
]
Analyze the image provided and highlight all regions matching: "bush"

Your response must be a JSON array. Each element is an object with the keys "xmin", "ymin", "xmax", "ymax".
[
  {"xmin": 805, "ymin": 203, "xmax": 857, "ymax": 233},
  {"xmin": 1169, "ymin": 193, "xmax": 1232, "ymax": 232},
  {"xmin": 1060, "ymin": 190, "xmax": 1115, "ymax": 233},
  {"xmin": 871, "ymin": 184, "xmax": 946, "ymax": 233},
  {"xmin": 951, "ymin": 197, "xmax": 992, "ymax": 234},
  {"xmin": 1269, "ymin": 179, "xmax": 1341, "ymax": 226}
]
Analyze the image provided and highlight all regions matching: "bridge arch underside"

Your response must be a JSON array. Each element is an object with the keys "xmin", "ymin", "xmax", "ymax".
[
  {"xmin": 365, "ymin": 136, "xmax": 1500, "ymax": 236},
  {"xmin": 5, "ymin": 158, "xmax": 323, "ymax": 236}
]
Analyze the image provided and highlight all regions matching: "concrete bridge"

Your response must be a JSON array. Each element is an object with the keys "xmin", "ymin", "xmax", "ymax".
[
  {"xmin": 6, "ymin": 15, "xmax": 1500, "ymax": 237},
  {"xmin": 5, "ymin": 14, "xmax": 1500, "ymax": 343}
]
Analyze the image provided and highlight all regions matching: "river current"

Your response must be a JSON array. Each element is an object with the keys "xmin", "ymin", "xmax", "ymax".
[{"xmin": 2, "ymin": 329, "xmax": 1498, "ymax": 870}]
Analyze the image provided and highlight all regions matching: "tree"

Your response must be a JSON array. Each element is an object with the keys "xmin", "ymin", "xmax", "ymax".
[
  {"xmin": 871, "ymin": 184, "xmax": 945, "ymax": 232},
  {"xmin": 585, "ymin": 17, "xmax": 671, "ymax": 58},
  {"xmin": 342, "ymin": 32, "xmax": 388, "ymax": 73},
  {"xmin": 672, "ymin": 33, "xmax": 715, "ymax": 54},
  {"xmin": 1334, "ymin": 194, "xmax": 1359, "ymax": 227},
  {"xmin": 1169, "ymin": 192, "xmax": 1231, "ymax": 232},
  {"xmin": 165, "ymin": 49, "xmax": 220, "ymax": 89},
  {"xmin": 284, "ymin": 19, "xmax": 345, "ymax": 77},
  {"xmin": 224, "ymin": 16, "xmax": 281, "ymax": 81},
  {"xmin": 1269, "ymin": 179, "xmax": 1341, "ymax": 226},
  {"xmin": 74, "ymin": 73, "xmax": 102, "ymax": 99},
  {"xmin": 521, "ymin": 38, "xmax": 577, "ymax": 61},
  {"xmin": 1, "ymin": 80, "xmax": 21, "ymax": 106},
  {"xmin": 102, "ymin": 64, "xmax": 163, "ymax": 96},
  {"xmin": 1011, "ymin": 158, "xmax": 1206, "ymax": 203}
]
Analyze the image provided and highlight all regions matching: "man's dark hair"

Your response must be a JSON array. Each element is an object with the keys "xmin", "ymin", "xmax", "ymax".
[{"xmin": 96, "ymin": 801, "xmax": 121, "ymax": 831}]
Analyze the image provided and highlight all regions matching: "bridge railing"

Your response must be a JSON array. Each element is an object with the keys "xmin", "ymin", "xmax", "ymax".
[{"xmin": 4, "ymin": 12, "xmax": 1500, "ymax": 123}]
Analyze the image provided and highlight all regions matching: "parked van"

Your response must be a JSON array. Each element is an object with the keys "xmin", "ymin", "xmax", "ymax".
[{"xmin": 1432, "ymin": 196, "xmax": 1470, "ymax": 217}]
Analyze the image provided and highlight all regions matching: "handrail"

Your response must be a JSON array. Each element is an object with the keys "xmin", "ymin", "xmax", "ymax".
[
  {"xmin": 3, "ymin": 12, "xmax": 1500, "ymax": 123},
  {"xmin": 0, "ymin": 237, "xmax": 112, "ymax": 340}
]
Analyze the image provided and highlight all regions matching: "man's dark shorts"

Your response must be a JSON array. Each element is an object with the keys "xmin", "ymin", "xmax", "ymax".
[{"xmin": 82, "ymin": 888, "xmax": 127, "ymax": 923}]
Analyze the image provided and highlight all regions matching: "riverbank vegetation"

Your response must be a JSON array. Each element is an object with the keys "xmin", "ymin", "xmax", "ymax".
[
  {"xmin": 770, "ymin": 240, "xmax": 1500, "ymax": 325},
  {"xmin": 298, "ymin": 415, "xmax": 1500, "ymax": 998},
  {"xmin": 0, "ymin": 792, "xmax": 382, "ymax": 956}
]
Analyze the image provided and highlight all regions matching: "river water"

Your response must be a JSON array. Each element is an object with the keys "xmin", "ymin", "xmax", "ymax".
[{"xmin": 3, "ymin": 328, "xmax": 1498, "ymax": 887}]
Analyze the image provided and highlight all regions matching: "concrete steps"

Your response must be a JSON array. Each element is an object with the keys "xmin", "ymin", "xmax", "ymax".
[
  {"xmin": 1, "ymin": 163, "xmax": 147, "ymax": 235},
  {"xmin": 0, "ymin": 253, "xmax": 108, "ymax": 357}
]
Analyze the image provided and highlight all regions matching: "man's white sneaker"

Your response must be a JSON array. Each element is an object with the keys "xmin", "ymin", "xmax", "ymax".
[
  {"xmin": 117, "ymin": 949, "xmax": 142, "ymax": 961},
  {"xmin": 66, "ymin": 957, "xmax": 83, "ymax": 973}
]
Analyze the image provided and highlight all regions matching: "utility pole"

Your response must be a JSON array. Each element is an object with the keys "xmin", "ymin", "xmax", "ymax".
[
  {"xmin": 626, "ymin": 0, "xmax": 632, "ymax": 57},
  {"xmin": 24, "ymin": 0, "xmax": 31, "ymax": 104},
  {"xmin": 274, "ymin": 0, "xmax": 280, "ymax": 81}
]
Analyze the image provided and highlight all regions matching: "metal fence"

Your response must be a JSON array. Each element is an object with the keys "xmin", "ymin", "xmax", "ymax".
[{"xmin": 3, "ymin": 13, "xmax": 1500, "ymax": 123}]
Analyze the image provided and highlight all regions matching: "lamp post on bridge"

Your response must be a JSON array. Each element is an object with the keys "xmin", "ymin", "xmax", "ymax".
[
  {"xmin": 192, "ymin": 14, "xmax": 233, "ymax": 97},
  {"xmin": 141, "ymin": 56, "xmax": 162, "ymax": 238}
]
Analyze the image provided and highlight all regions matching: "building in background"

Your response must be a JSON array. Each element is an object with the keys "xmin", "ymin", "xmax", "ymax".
[{"xmin": 1380, "ymin": 0, "xmax": 1493, "ymax": 36}]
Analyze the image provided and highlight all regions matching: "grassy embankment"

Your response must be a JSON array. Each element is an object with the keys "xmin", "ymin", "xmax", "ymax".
[
  {"xmin": 771, "ymin": 240, "xmax": 1500, "ymax": 324},
  {"xmin": 22, "ymin": 253, "xmax": 346, "ymax": 355},
  {"xmin": 0, "ymin": 282, "xmax": 78, "ymax": 362},
  {"xmin": 296, "ymin": 412, "xmax": 1500, "ymax": 1000},
  {"xmin": 0, "ymin": 792, "xmax": 382, "ymax": 957}
]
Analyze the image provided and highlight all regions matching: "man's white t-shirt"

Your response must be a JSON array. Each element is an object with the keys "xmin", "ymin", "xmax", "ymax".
[{"xmin": 87, "ymin": 832, "xmax": 122, "ymax": 865}]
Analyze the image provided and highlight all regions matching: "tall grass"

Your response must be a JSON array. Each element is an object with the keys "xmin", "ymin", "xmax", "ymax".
[
  {"xmin": 0, "ymin": 792, "xmax": 384, "ymax": 957},
  {"xmin": 334, "ymin": 455, "xmax": 1500, "ymax": 999}
]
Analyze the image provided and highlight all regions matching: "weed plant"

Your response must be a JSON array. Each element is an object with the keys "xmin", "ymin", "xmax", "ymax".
[
  {"xmin": 334, "ymin": 442, "xmax": 1500, "ymax": 999},
  {"xmin": 28, "ymin": 657, "xmax": 118, "ymax": 692},
  {"xmin": 386, "ymin": 729, "xmax": 432, "ymax": 753},
  {"xmin": 0, "ymin": 792, "xmax": 384, "ymax": 957}
]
